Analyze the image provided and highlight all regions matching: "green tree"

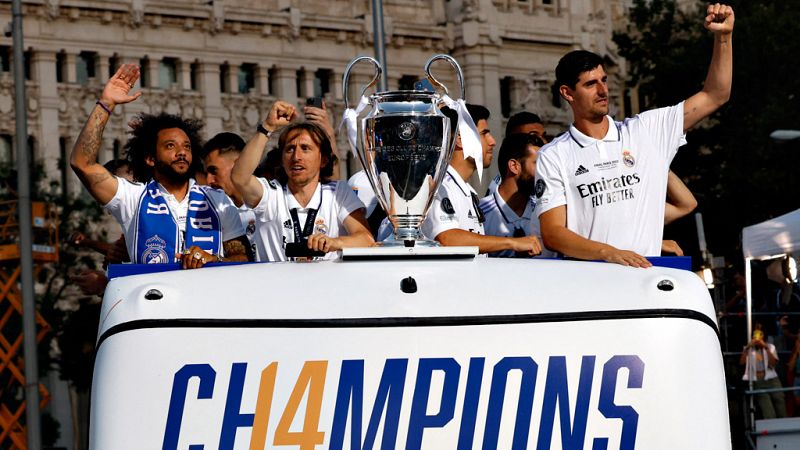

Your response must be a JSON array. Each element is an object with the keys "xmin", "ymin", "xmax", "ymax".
[{"xmin": 614, "ymin": 0, "xmax": 800, "ymax": 263}]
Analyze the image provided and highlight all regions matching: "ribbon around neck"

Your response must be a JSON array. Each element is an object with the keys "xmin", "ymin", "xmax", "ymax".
[
  {"xmin": 340, "ymin": 95, "xmax": 371, "ymax": 156},
  {"xmin": 442, "ymin": 95, "xmax": 483, "ymax": 181}
]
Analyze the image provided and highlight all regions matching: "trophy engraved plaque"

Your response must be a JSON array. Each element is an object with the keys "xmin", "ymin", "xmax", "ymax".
[{"xmin": 343, "ymin": 54, "xmax": 466, "ymax": 246}]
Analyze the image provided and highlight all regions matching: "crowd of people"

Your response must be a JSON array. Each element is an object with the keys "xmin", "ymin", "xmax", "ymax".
[{"xmin": 66, "ymin": 4, "xmax": 733, "ymax": 292}]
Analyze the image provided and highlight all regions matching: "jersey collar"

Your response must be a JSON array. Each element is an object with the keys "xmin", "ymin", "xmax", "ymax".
[
  {"xmin": 286, "ymin": 182, "xmax": 321, "ymax": 211},
  {"xmin": 568, "ymin": 116, "xmax": 620, "ymax": 148},
  {"xmin": 446, "ymin": 165, "xmax": 474, "ymax": 197},
  {"xmin": 493, "ymin": 190, "xmax": 533, "ymax": 222}
]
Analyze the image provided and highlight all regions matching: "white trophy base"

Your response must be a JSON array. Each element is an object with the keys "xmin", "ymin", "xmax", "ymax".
[{"xmin": 341, "ymin": 245, "xmax": 479, "ymax": 261}]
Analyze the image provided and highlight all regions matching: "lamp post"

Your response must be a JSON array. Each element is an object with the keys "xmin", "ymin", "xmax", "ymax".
[
  {"xmin": 11, "ymin": 0, "xmax": 42, "ymax": 448},
  {"xmin": 769, "ymin": 129, "xmax": 800, "ymax": 141}
]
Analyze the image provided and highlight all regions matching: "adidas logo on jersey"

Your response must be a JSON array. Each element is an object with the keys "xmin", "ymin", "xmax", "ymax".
[{"xmin": 575, "ymin": 165, "xmax": 589, "ymax": 176}]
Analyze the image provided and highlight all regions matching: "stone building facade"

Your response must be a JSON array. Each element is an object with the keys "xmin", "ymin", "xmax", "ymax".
[{"xmin": 0, "ymin": 0, "xmax": 632, "ymax": 194}]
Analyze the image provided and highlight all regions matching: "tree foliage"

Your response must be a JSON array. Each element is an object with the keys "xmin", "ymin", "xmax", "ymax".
[{"xmin": 614, "ymin": 0, "xmax": 800, "ymax": 263}]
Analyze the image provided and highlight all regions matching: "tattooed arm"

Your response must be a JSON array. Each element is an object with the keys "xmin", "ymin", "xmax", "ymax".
[{"xmin": 70, "ymin": 64, "xmax": 142, "ymax": 204}]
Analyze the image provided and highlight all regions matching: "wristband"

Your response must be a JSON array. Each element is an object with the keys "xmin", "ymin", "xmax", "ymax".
[
  {"xmin": 96, "ymin": 100, "xmax": 113, "ymax": 115},
  {"xmin": 257, "ymin": 123, "xmax": 273, "ymax": 138}
]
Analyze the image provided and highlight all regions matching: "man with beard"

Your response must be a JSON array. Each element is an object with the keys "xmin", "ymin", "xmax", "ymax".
[
  {"xmin": 421, "ymin": 104, "xmax": 541, "ymax": 256},
  {"xmin": 70, "ymin": 64, "xmax": 249, "ymax": 269},
  {"xmin": 479, "ymin": 133, "xmax": 553, "ymax": 258},
  {"xmin": 535, "ymin": 4, "xmax": 733, "ymax": 267}
]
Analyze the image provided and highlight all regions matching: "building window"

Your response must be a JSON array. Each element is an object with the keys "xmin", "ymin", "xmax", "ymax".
[
  {"xmin": 159, "ymin": 57, "xmax": 178, "ymax": 88},
  {"xmin": 398, "ymin": 75, "xmax": 417, "ymax": 91},
  {"xmin": 77, "ymin": 51, "xmax": 97, "ymax": 85},
  {"xmin": 314, "ymin": 68, "xmax": 332, "ymax": 97},
  {"xmin": 59, "ymin": 137, "xmax": 68, "ymax": 198},
  {"xmin": 112, "ymin": 139, "xmax": 122, "ymax": 160},
  {"xmin": 296, "ymin": 69, "xmax": 303, "ymax": 97},
  {"xmin": 139, "ymin": 57, "xmax": 149, "ymax": 87},
  {"xmin": 56, "ymin": 51, "xmax": 66, "ymax": 83},
  {"xmin": 268, "ymin": 67, "xmax": 277, "ymax": 96},
  {"xmin": 0, "ymin": 46, "xmax": 10, "ymax": 73},
  {"xmin": 219, "ymin": 63, "xmax": 229, "ymax": 93},
  {"xmin": 109, "ymin": 55, "xmax": 119, "ymax": 79},
  {"xmin": 238, "ymin": 63, "xmax": 256, "ymax": 94},
  {"xmin": 190, "ymin": 62, "xmax": 200, "ymax": 91},
  {"xmin": 24, "ymin": 50, "xmax": 32, "ymax": 80},
  {"xmin": 0, "ymin": 134, "xmax": 12, "ymax": 165},
  {"xmin": 500, "ymin": 76, "xmax": 513, "ymax": 118}
]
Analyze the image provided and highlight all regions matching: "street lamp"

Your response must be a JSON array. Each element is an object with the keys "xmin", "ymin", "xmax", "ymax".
[{"xmin": 769, "ymin": 129, "xmax": 800, "ymax": 141}]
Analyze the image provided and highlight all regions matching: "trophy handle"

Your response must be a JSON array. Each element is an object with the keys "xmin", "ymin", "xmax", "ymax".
[
  {"xmin": 342, "ymin": 56, "xmax": 382, "ymax": 109},
  {"xmin": 423, "ymin": 54, "xmax": 466, "ymax": 100}
]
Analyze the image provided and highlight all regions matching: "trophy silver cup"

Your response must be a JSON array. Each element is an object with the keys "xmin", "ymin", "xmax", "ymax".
[{"xmin": 343, "ymin": 54, "xmax": 465, "ymax": 246}]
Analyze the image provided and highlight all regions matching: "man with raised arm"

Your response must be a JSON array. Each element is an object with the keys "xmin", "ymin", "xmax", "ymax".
[
  {"xmin": 70, "ymin": 64, "xmax": 250, "ymax": 269},
  {"xmin": 535, "ymin": 3, "xmax": 733, "ymax": 267},
  {"xmin": 231, "ymin": 101, "xmax": 373, "ymax": 261}
]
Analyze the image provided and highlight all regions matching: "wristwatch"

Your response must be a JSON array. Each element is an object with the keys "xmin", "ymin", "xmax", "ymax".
[{"xmin": 257, "ymin": 123, "xmax": 273, "ymax": 138}]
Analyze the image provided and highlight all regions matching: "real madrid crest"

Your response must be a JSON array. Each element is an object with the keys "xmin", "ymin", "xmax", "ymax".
[
  {"xmin": 142, "ymin": 235, "xmax": 169, "ymax": 264},
  {"xmin": 534, "ymin": 179, "xmax": 546, "ymax": 198},
  {"xmin": 622, "ymin": 150, "xmax": 636, "ymax": 168}
]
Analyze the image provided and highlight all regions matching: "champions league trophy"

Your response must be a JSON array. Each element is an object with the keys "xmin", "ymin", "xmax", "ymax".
[{"xmin": 342, "ymin": 54, "xmax": 469, "ymax": 247}]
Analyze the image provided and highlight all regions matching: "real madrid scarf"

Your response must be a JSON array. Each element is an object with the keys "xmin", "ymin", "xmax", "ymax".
[{"xmin": 131, "ymin": 180, "xmax": 221, "ymax": 264}]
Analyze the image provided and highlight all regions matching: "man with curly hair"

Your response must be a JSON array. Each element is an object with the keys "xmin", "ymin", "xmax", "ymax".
[{"xmin": 70, "ymin": 64, "xmax": 251, "ymax": 268}]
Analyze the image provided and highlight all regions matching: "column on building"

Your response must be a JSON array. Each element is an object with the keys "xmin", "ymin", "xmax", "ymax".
[
  {"xmin": 226, "ymin": 61, "xmax": 239, "ymax": 94},
  {"xmin": 95, "ymin": 53, "xmax": 110, "ymax": 84},
  {"xmin": 273, "ymin": 65, "xmax": 298, "ymax": 106},
  {"xmin": 298, "ymin": 67, "xmax": 315, "ymax": 101},
  {"xmin": 64, "ymin": 52, "xmax": 77, "ymax": 84},
  {"xmin": 255, "ymin": 64, "xmax": 269, "ymax": 96},
  {"xmin": 146, "ymin": 55, "xmax": 161, "ymax": 90},
  {"xmin": 198, "ymin": 60, "xmax": 224, "ymax": 136},
  {"xmin": 177, "ymin": 59, "xmax": 192, "ymax": 91},
  {"xmin": 31, "ymin": 50, "xmax": 67, "ymax": 192}
]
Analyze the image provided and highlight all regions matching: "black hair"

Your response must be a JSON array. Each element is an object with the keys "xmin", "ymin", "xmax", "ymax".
[
  {"xmin": 275, "ymin": 122, "xmax": 335, "ymax": 184},
  {"xmin": 497, "ymin": 133, "xmax": 544, "ymax": 178},
  {"xmin": 465, "ymin": 103, "xmax": 490, "ymax": 124},
  {"xmin": 103, "ymin": 158, "xmax": 130, "ymax": 176},
  {"xmin": 123, "ymin": 113, "xmax": 204, "ymax": 183},
  {"xmin": 255, "ymin": 147, "xmax": 282, "ymax": 180},
  {"xmin": 555, "ymin": 50, "xmax": 605, "ymax": 90},
  {"xmin": 505, "ymin": 111, "xmax": 543, "ymax": 137},
  {"xmin": 200, "ymin": 132, "xmax": 245, "ymax": 161}
]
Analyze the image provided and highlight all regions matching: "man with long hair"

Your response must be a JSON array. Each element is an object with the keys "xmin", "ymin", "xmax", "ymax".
[{"xmin": 231, "ymin": 100, "xmax": 373, "ymax": 261}]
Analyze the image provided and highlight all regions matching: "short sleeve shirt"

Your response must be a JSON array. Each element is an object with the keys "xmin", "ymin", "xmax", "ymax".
[
  {"xmin": 534, "ymin": 103, "xmax": 685, "ymax": 256},
  {"xmin": 347, "ymin": 170, "xmax": 379, "ymax": 217},
  {"xmin": 479, "ymin": 185, "xmax": 554, "ymax": 258},
  {"xmin": 421, "ymin": 166, "xmax": 485, "ymax": 239},
  {"xmin": 252, "ymin": 178, "xmax": 365, "ymax": 261},
  {"xmin": 104, "ymin": 177, "xmax": 245, "ymax": 260}
]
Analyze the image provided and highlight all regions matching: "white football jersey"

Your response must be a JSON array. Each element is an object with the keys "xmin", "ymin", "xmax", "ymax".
[
  {"xmin": 251, "ymin": 178, "xmax": 365, "ymax": 261},
  {"xmin": 535, "ymin": 103, "xmax": 686, "ymax": 256},
  {"xmin": 421, "ymin": 166, "xmax": 485, "ymax": 239}
]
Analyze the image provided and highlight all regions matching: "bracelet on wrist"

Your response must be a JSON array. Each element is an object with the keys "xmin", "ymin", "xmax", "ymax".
[
  {"xmin": 96, "ymin": 100, "xmax": 113, "ymax": 115},
  {"xmin": 257, "ymin": 123, "xmax": 273, "ymax": 138}
]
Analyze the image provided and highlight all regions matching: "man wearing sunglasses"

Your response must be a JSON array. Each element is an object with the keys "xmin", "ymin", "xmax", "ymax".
[{"xmin": 479, "ymin": 133, "xmax": 554, "ymax": 258}]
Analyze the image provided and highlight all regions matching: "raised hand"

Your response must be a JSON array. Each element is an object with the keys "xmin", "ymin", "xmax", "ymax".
[
  {"xmin": 101, "ymin": 64, "xmax": 143, "ymax": 108},
  {"xmin": 264, "ymin": 100, "xmax": 298, "ymax": 132},
  {"xmin": 704, "ymin": 3, "xmax": 734, "ymax": 35}
]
